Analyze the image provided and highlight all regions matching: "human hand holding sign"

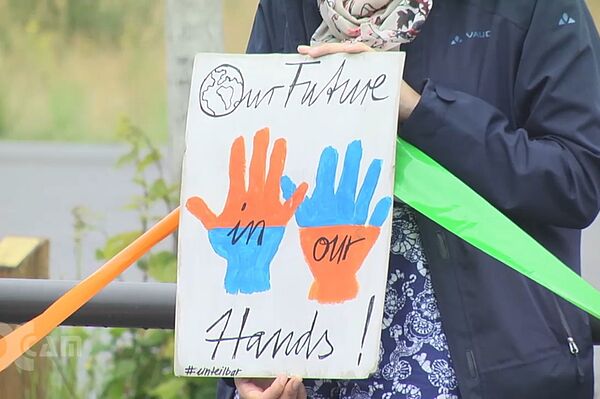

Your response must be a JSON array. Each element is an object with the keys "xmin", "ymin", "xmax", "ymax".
[
  {"xmin": 235, "ymin": 376, "xmax": 306, "ymax": 399},
  {"xmin": 282, "ymin": 140, "xmax": 392, "ymax": 304},
  {"xmin": 186, "ymin": 128, "xmax": 308, "ymax": 294},
  {"xmin": 297, "ymin": 43, "xmax": 420, "ymax": 122}
]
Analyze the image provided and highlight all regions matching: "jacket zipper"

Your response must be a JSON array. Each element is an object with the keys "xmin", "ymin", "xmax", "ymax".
[
  {"xmin": 435, "ymin": 231, "xmax": 450, "ymax": 260},
  {"xmin": 466, "ymin": 349, "xmax": 479, "ymax": 380},
  {"xmin": 553, "ymin": 296, "xmax": 584, "ymax": 383}
]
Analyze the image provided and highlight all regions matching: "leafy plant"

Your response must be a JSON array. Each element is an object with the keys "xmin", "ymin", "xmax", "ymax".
[
  {"xmin": 52, "ymin": 119, "xmax": 216, "ymax": 398},
  {"xmin": 95, "ymin": 117, "xmax": 179, "ymax": 282}
]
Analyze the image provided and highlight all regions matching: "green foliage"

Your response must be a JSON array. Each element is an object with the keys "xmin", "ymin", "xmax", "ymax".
[
  {"xmin": 0, "ymin": 0, "xmax": 167, "ymax": 143},
  {"xmin": 0, "ymin": 89, "xmax": 7, "ymax": 138},
  {"xmin": 53, "ymin": 121, "xmax": 216, "ymax": 398},
  {"xmin": 47, "ymin": 80, "xmax": 86, "ymax": 136},
  {"xmin": 148, "ymin": 251, "xmax": 177, "ymax": 283},
  {"xmin": 116, "ymin": 117, "xmax": 178, "ymax": 234},
  {"xmin": 2, "ymin": 0, "xmax": 159, "ymax": 47},
  {"xmin": 149, "ymin": 379, "xmax": 188, "ymax": 399},
  {"xmin": 95, "ymin": 231, "xmax": 142, "ymax": 261}
]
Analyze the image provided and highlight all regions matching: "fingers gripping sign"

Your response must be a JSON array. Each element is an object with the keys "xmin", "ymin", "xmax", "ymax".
[
  {"xmin": 186, "ymin": 128, "xmax": 308, "ymax": 295},
  {"xmin": 235, "ymin": 376, "xmax": 307, "ymax": 399},
  {"xmin": 282, "ymin": 140, "xmax": 392, "ymax": 304}
]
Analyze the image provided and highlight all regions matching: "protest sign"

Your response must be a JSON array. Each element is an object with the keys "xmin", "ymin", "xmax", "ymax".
[{"xmin": 175, "ymin": 52, "xmax": 404, "ymax": 378}]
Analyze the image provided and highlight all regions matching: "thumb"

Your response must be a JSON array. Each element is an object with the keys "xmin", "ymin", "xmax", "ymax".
[
  {"xmin": 296, "ymin": 379, "xmax": 307, "ymax": 399},
  {"xmin": 186, "ymin": 196, "xmax": 217, "ymax": 230},
  {"xmin": 260, "ymin": 375, "xmax": 288, "ymax": 399},
  {"xmin": 282, "ymin": 182, "xmax": 308, "ymax": 221},
  {"xmin": 369, "ymin": 196, "xmax": 392, "ymax": 227},
  {"xmin": 280, "ymin": 176, "xmax": 297, "ymax": 201}
]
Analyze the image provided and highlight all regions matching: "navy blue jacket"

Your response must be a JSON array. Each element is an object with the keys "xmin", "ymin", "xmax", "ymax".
[{"xmin": 228, "ymin": 1, "xmax": 600, "ymax": 398}]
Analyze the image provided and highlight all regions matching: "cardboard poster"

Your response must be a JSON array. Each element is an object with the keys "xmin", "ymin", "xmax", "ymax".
[{"xmin": 175, "ymin": 52, "xmax": 405, "ymax": 378}]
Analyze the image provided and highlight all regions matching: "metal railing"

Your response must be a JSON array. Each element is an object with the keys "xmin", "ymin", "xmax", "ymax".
[
  {"xmin": 1, "ymin": 278, "xmax": 599, "ymax": 346},
  {"xmin": 0, "ymin": 279, "xmax": 175, "ymax": 329}
]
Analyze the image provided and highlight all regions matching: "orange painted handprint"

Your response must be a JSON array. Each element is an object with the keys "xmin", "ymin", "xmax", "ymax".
[{"xmin": 186, "ymin": 128, "xmax": 308, "ymax": 294}]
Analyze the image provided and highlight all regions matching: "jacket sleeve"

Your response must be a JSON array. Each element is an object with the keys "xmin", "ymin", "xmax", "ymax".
[
  {"xmin": 400, "ymin": 0, "xmax": 600, "ymax": 229},
  {"xmin": 246, "ymin": 0, "xmax": 279, "ymax": 54}
]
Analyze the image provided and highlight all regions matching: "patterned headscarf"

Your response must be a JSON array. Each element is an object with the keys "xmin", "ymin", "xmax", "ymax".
[{"xmin": 311, "ymin": 0, "xmax": 433, "ymax": 51}]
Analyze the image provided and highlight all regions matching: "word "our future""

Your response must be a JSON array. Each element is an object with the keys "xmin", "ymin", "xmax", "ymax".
[{"xmin": 199, "ymin": 60, "xmax": 389, "ymax": 118}]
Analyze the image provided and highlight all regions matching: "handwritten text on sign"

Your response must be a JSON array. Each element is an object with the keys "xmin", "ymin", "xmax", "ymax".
[{"xmin": 176, "ymin": 52, "xmax": 404, "ymax": 378}]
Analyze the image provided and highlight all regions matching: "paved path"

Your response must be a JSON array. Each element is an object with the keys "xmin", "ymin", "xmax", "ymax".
[{"xmin": 0, "ymin": 141, "xmax": 172, "ymax": 281}]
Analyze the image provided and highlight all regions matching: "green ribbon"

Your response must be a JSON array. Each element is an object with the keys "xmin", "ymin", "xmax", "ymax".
[{"xmin": 394, "ymin": 138, "xmax": 600, "ymax": 319}]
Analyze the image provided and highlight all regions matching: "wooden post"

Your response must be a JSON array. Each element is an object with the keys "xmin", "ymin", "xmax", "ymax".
[{"xmin": 0, "ymin": 237, "xmax": 49, "ymax": 399}]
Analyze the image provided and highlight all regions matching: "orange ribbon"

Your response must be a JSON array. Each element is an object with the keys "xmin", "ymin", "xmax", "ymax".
[{"xmin": 0, "ymin": 208, "xmax": 181, "ymax": 373}]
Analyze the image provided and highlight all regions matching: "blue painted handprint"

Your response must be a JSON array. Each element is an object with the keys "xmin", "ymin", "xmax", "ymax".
[
  {"xmin": 186, "ymin": 128, "xmax": 308, "ymax": 294},
  {"xmin": 281, "ymin": 140, "xmax": 392, "ymax": 304}
]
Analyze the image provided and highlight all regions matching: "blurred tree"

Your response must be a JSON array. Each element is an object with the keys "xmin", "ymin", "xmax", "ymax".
[{"xmin": 165, "ymin": 0, "xmax": 223, "ymax": 177}]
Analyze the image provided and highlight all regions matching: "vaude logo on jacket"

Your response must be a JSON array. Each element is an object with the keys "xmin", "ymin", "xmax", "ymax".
[
  {"xmin": 450, "ymin": 30, "xmax": 492, "ymax": 46},
  {"xmin": 558, "ymin": 12, "xmax": 576, "ymax": 26}
]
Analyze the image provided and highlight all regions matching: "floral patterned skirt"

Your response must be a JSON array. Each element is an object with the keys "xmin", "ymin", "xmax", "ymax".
[{"xmin": 234, "ymin": 203, "xmax": 461, "ymax": 399}]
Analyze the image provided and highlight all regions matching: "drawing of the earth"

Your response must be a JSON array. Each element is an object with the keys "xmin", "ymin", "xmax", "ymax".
[{"xmin": 199, "ymin": 64, "xmax": 244, "ymax": 117}]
